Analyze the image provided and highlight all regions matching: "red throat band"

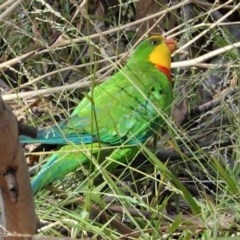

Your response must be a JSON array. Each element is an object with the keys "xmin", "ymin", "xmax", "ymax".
[{"xmin": 155, "ymin": 65, "xmax": 172, "ymax": 86}]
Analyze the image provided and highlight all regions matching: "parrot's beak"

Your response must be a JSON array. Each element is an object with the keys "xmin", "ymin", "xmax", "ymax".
[{"xmin": 165, "ymin": 38, "xmax": 177, "ymax": 53}]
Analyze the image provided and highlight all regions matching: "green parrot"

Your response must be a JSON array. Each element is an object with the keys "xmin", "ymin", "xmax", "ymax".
[{"xmin": 20, "ymin": 35, "xmax": 176, "ymax": 194}]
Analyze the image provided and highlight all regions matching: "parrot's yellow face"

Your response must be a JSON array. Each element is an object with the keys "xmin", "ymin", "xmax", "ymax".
[{"xmin": 148, "ymin": 35, "xmax": 177, "ymax": 70}]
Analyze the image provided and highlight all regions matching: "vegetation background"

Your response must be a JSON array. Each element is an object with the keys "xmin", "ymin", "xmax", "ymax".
[{"xmin": 0, "ymin": 0, "xmax": 240, "ymax": 239}]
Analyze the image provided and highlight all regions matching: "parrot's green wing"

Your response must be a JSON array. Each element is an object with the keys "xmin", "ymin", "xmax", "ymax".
[{"xmin": 66, "ymin": 63, "xmax": 173, "ymax": 144}]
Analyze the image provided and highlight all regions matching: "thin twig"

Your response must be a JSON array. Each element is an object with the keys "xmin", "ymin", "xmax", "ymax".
[
  {"xmin": 2, "ymin": 62, "xmax": 115, "ymax": 101},
  {"xmin": 174, "ymin": 0, "xmax": 239, "ymax": 54},
  {"xmin": 190, "ymin": 87, "xmax": 237, "ymax": 116},
  {"xmin": 0, "ymin": 0, "xmax": 16, "ymax": 11},
  {"xmin": 193, "ymin": 0, "xmax": 235, "ymax": 10},
  {"xmin": 0, "ymin": 0, "xmax": 23, "ymax": 20},
  {"xmin": 167, "ymin": 0, "xmax": 234, "ymax": 37},
  {"xmin": 172, "ymin": 41, "xmax": 240, "ymax": 68},
  {"xmin": 0, "ymin": 51, "xmax": 37, "ymax": 71}
]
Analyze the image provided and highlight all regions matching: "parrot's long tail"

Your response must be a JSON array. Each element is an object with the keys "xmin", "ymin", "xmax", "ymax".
[{"xmin": 31, "ymin": 143, "xmax": 138, "ymax": 194}]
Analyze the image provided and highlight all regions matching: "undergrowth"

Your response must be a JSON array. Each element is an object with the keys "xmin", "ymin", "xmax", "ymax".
[{"xmin": 0, "ymin": 0, "xmax": 240, "ymax": 239}]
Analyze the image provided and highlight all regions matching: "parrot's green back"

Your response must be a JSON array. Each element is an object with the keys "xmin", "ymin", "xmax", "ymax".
[{"xmin": 27, "ymin": 35, "xmax": 176, "ymax": 194}]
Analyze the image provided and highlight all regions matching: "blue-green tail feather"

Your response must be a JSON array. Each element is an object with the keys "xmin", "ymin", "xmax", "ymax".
[{"xmin": 20, "ymin": 126, "xmax": 96, "ymax": 145}]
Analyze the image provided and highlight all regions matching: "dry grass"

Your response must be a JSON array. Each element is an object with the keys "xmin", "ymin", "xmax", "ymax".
[{"xmin": 0, "ymin": 0, "xmax": 240, "ymax": 238}]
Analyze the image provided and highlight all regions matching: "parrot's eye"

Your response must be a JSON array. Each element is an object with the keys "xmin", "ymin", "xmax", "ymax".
[{"xmin": 150, "ymin": 39, "xmax": 160, "ymax": 45}]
